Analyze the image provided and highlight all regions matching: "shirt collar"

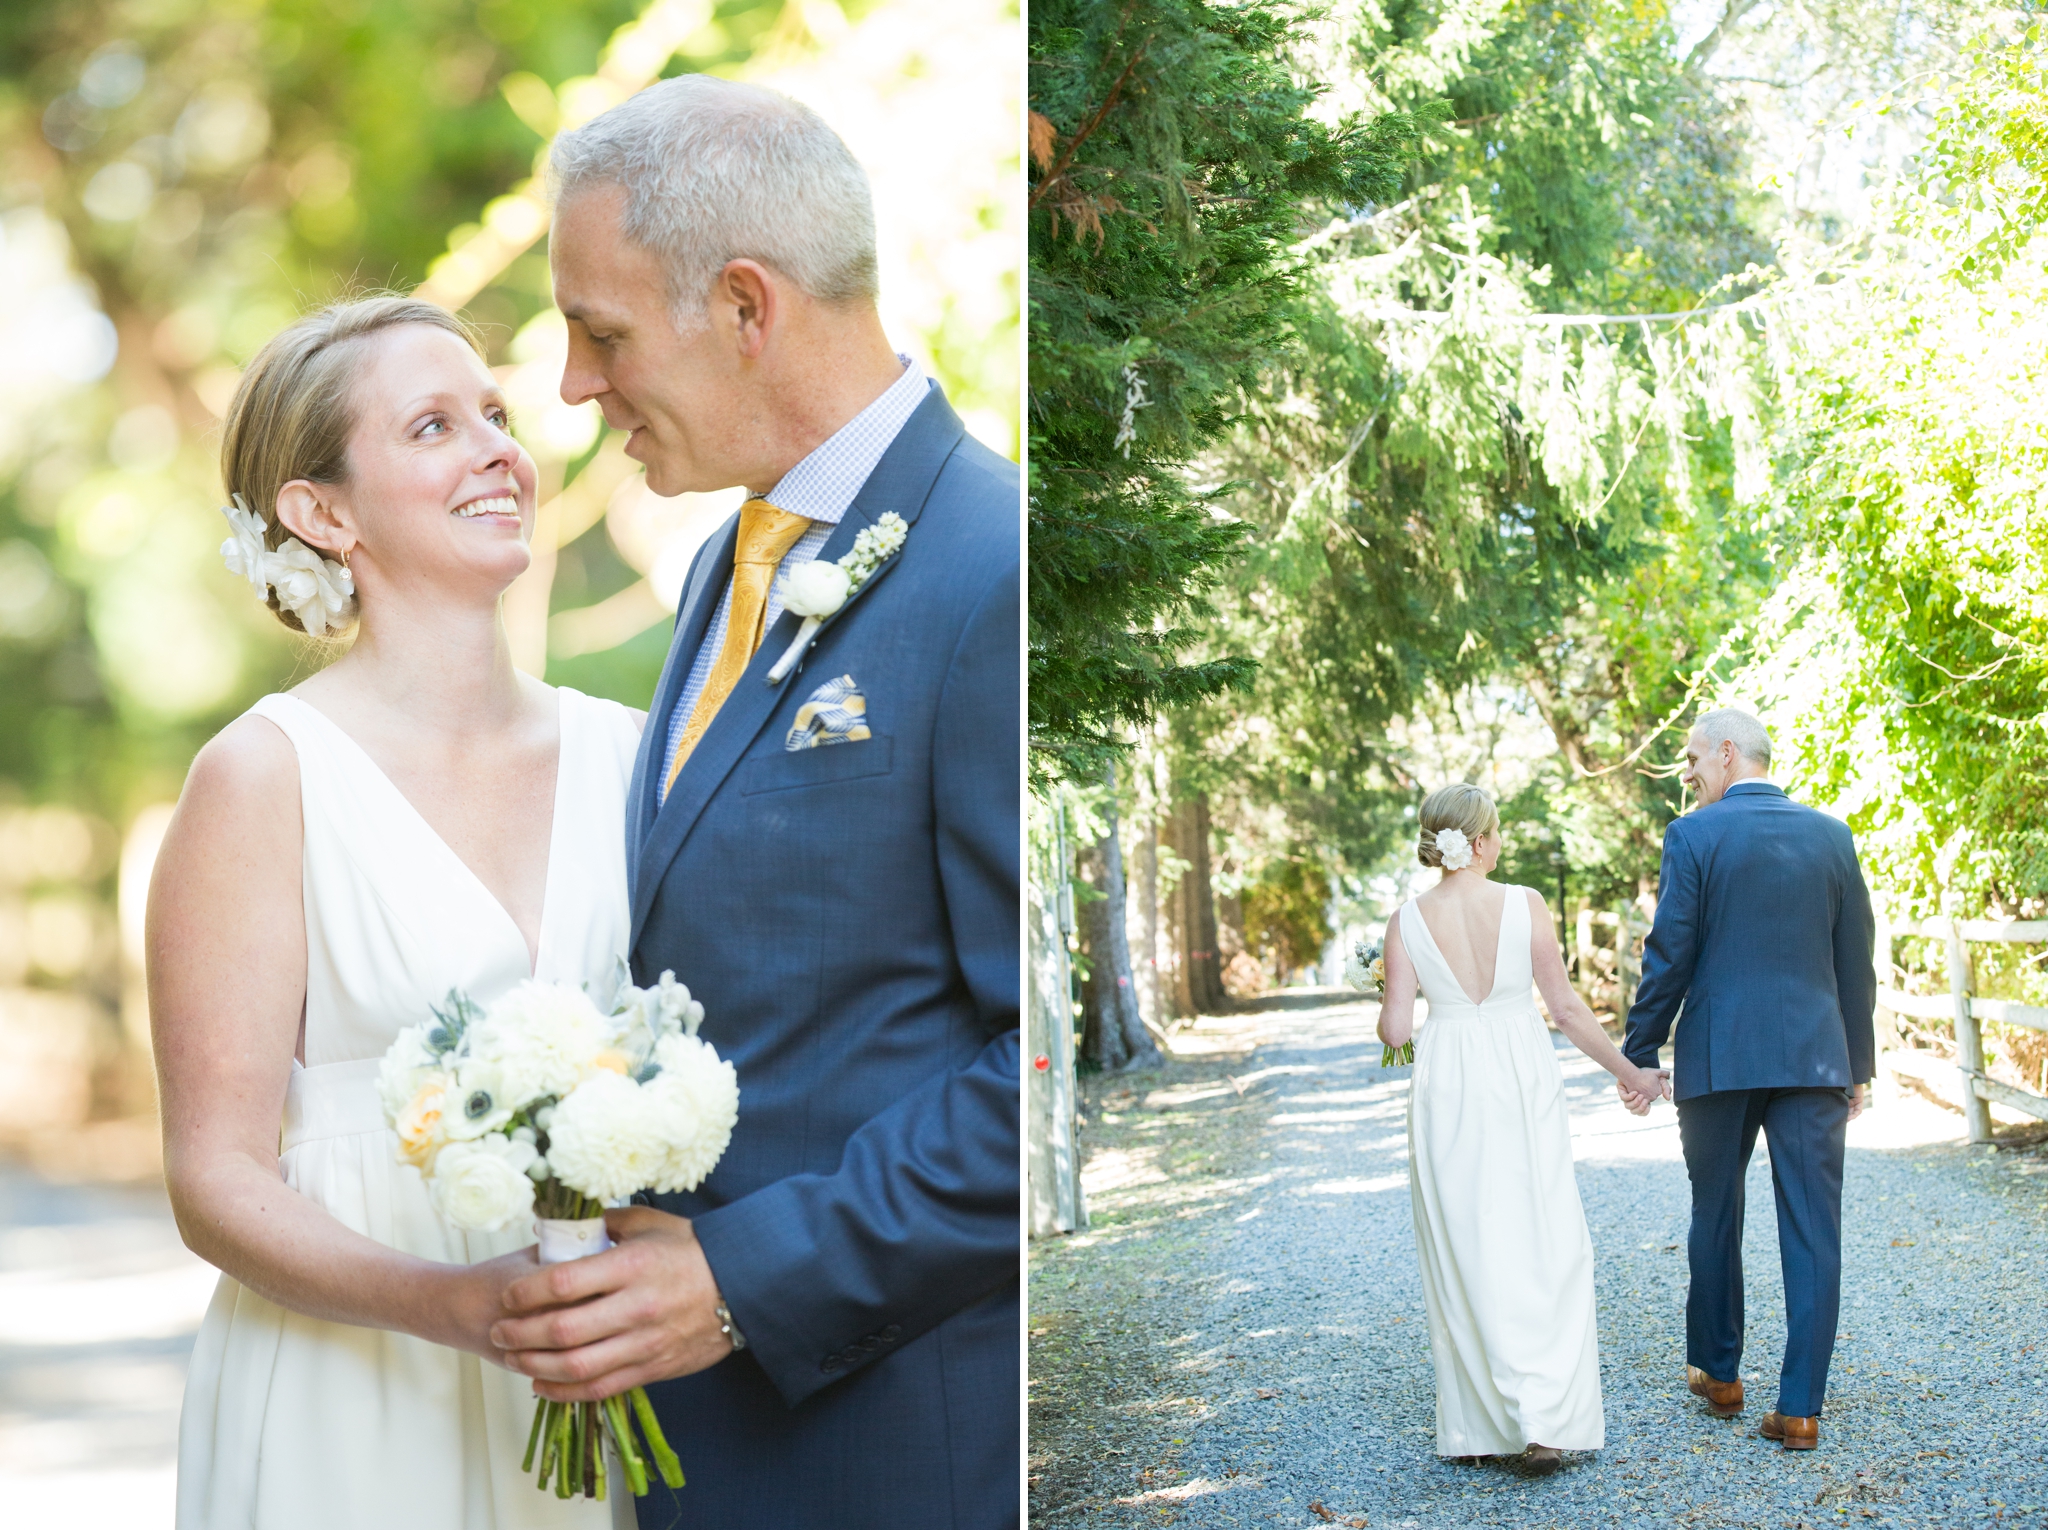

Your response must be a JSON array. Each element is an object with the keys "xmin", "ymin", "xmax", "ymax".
[
  {"xmin": 760, "ymin": 353, "xmax": 931, "ymax": 528},
  {"xmin": 1722, "ymin": 779, "xmax": 1782, "ymax": 797}
]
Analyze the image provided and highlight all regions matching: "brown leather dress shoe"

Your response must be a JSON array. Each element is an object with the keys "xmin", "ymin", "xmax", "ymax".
[
  {"xmin": 1760, "ymin": 1412, "xmax": 1819, "ymax": 1450},
  {"xmin": 1519, "ymin": 1445, "xmax": 1563, "ymax": 1475},
  {"xmin": 1686, "ymin": 1365, "xmax": 1744, "ymax": 1417}
]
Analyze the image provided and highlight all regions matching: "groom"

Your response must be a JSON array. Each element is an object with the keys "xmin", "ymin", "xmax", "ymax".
[
  {"xmin": 491, "ymin": 77, "xmax": 1020, "ymax": 1527},
  {"xmin": 1619, "ymin": 708, "xmax": 1875, "ymax": 1452}
]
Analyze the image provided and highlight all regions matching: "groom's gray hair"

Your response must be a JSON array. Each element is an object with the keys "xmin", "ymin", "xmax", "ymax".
[
  {"xmin": 1693, "ymin": 707, "xmax": 1772, "ymax": 767},
  {"xmin": 548, "ymin": 74, "xmax": 878, "ymax": 327}
]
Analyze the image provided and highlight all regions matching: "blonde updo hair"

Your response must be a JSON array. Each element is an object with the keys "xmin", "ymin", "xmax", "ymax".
[
  {"xmin": 1416, "ymin": 783, "xmax": 1500, "ymax": 868},
  {"xmin": 218, "ymin": 295, "xmax": 485, "ymax": 634}
]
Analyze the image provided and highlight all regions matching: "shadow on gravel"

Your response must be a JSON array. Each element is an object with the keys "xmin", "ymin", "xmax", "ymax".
[{"xmin": 1032, "ymin": 1001, "xmax": 2048, "ymax": 1530}]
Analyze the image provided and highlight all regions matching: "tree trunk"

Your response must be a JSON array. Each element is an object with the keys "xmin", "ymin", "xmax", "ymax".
[
  {"xmin": 1077, "ymin": 771, "xmax": 1159, "ymax": 1072},
  {"xmin": 1165, "ymin": 792, "xmax": 1227, "ymax": 1017},
  {"xmin": 1136, "ymin": 817, "xmax": 1161, "ymax": 1028}
]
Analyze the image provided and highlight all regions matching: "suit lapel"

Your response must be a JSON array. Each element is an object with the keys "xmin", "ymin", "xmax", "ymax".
[
  {"xmin": 625, "ymin": 513, "xmax": 739, "ymax": 887},
  {"xmin": 628, "ymin": 385, "xmax": 967, "ymax": 948}
]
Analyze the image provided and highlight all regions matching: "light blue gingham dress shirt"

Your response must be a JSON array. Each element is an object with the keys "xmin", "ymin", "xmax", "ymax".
[{"xmin": 660, "ymin": 355, "xmax": 931, "ymax": 798}]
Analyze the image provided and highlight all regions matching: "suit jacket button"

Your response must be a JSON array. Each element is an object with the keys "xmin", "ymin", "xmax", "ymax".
[
  {"xmin": 881, "ymin": 1324, "xmax": 902, "ymax": 1341},
  {"xmin": 821, "ymin": 1356, "xmax": 841, "ymax": 1373},
  {"xmin": 860, "ymin": 1336, "xmax": 880, "ymax": 1352}
]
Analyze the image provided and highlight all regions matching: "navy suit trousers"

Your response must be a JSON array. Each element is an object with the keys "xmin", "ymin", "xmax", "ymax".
[{"xmin": 1676, "ymin": 1087, "xmax": 1850, "ymax": 1417}]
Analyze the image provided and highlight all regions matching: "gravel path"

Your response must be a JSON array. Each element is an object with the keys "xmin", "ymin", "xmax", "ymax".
[
  {"xmin": 0, "ymin": 1160, "xmax": 211, "ymax": 1530},
  {"xmin": 1028, "ymin": 995, "xmax": 2048, "ymax": 1529}
]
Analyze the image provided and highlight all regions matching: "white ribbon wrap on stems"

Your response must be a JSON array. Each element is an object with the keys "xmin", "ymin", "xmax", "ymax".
[{"xmin": 535, "ymin": 1216, "xmax": 613, "ymax": 1265}]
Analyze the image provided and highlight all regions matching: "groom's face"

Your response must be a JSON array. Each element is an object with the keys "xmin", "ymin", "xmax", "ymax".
[
  {"xmin": 551, "ymin": 186, "xmax": 741, "ymax": 496},
  {"xmin": 1682, "ymin": 729, "xmax": 1737, "ymax": 806}
]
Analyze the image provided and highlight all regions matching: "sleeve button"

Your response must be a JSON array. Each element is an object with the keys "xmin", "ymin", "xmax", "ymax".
[
  {"xmin": 821, "ymin": 1356, "xmax": 842, "ymax": 1373},
  {"xmin": 881, "ymin": 1324, "xmax": 902, "ymax": 1341}
]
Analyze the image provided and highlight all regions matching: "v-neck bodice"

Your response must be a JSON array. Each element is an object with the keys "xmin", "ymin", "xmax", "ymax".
[
  {"xmin": 249, "ymin": 688, "xmax": 641, "ymax": 1068},
  {"xmin": 1399, "ymin": 884, "xmax": 1532, "ymax": 1020}
]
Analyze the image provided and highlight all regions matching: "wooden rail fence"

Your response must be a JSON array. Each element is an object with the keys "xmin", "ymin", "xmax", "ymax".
[{"xmin": 1876, "ymin": 917, "xmax": 2048, "ymax": 1143}]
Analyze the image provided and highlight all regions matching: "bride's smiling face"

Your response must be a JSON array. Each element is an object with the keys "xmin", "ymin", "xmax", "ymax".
[{"xmin": 286, "ymin": 324, "xmax": 539, "ymax": 608}]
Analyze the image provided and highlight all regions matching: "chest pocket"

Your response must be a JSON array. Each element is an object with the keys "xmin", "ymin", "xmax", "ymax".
[{"xmin": 739, "ymin": 735, "xmax": 895, "ymax": 796}]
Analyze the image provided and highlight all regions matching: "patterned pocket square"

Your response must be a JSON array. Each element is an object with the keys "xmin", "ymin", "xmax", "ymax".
[{"xmin": 786, "ymin": 674, "xmax": 873, "ymax": 751}]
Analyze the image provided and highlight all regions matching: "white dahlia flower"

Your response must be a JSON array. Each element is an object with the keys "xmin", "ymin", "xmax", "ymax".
[
  {"xmin": 429, "ymin": 1134, "xmax": 538, "ymax": 1230},
  {"xmin": 644, "ymin": 1033, "xmax": 739, "ymax": 1194},
  {"xmin": 544, "ymin": 1071, "xmax": 668, "ymax": 1203}
]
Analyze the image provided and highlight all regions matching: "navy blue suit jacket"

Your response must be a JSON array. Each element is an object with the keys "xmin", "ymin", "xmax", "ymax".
[
  {"xmin": 1622, "ymin": 781, "xmax": 1876, "ymax": 1103},
  {"xmin": 624, "ymin": 385, "xmax": 1019, "ymax": 1529}
]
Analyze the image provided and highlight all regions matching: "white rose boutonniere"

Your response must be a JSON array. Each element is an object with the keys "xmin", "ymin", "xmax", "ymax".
[{"xmin": 765, "ymin": 511, "xmax": 909, "ymax": 684}]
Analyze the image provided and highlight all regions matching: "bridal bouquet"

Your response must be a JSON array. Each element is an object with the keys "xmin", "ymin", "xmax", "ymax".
[
  {"xmin": 377, "ymin": 962, "xmax": 738, "ymax": 1501},
  {"xmin": 1347, "ymin": 938, "xmax": 1413, "ymax": 1069}
]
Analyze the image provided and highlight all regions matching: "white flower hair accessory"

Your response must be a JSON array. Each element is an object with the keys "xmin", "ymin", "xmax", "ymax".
[
  {"xmin": 765, "ymin": 512, "xmax": 909, "ymax": 685},
  {"xmin": 220, "ymin": 494, "xmax": 356, "ymax": 638},
  {"xmin": 1433, "ymin": 826, "xmax": 1475, "ymax": 871}
]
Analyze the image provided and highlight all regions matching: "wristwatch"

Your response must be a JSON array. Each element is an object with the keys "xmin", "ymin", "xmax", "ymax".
[{"xmin": 714, "ymin": 1299, "xmax": 748, "ymax": 1351}]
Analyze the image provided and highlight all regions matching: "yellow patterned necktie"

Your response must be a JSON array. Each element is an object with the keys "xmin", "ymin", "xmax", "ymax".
[{"xmin": 663, "ymin": 498, "xmax": 815, "ymax": 798}]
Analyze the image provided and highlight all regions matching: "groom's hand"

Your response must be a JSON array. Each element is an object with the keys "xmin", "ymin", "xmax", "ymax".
[{"xmin": 490, "ymin": 1206, "xmax": 733, "ymax": 1402}]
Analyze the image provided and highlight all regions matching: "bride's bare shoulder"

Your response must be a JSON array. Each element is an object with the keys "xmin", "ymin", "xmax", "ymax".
[{"xmin": 170, "ymin": 711, "xmax": 302, "ymax": 848}]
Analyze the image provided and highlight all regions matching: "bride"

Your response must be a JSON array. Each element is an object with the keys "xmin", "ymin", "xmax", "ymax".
[
  {"xmin": 148, "ymin": 296, "xmax": 640, "ymax": 1528},
  {"xmin": 1376, "ymin": 784, "xmax": 1669, "ymax": 1474}
]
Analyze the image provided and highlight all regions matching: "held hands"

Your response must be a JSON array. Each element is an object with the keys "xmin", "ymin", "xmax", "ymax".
[
  {"xmin": 1615, "ymin": 1066, "xmax": 1673, "ymax": 1117},
  {"xmin": 489, "ymin": 1206, "xmax": 734, "ymax": 1403}
]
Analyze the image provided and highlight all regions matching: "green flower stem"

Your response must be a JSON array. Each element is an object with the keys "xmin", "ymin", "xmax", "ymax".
[
  {"xmin": 631, "ymin": 1384, "xmax": 686, "ymax": 1488},
  {"xmin": 605, "ymin": 1395, "xmax": 650, "ymax": 1496},
  {"xmin": 1381, "ymin": 1040, "xmax": 1415, "ymax": 1069},
  {"xmin": 534, "ymin": 1399, "xmax": 556, "ymax": 1483},
  {"xmin": 523, "ymin": 1398, "xmax": 549, "ymax": 1474},
  {"xmin": 583, "ymin": 1399, "xmax": 597, "ymax": 1498},
  {"xmin": 555, "ymin": 1400, "xmax": 576, "ymax": 1498},
  {"xmin": 592, "ymin": 1406, "xmax": 607, "ymax": 1502}
]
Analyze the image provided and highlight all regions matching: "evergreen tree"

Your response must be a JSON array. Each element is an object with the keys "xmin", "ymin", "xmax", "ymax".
[{"xmin": 1027, "ymin": 0, "xmax": 1443, "ymax": 788}]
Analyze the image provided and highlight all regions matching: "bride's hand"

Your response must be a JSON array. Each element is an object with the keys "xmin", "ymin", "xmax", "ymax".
[
  {"xmin": 433, "ymin": 1248, "xmax": 542, "ymax": 1365},
  {"xmin": 1619, "ymin": 1065, "xmax": 1670, "ymax": 1113}
]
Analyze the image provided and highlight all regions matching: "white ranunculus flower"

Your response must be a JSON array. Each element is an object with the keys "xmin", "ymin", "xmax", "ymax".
[
  {"xmin": 782, "ymin": 558, "xmax": 853, "ymax": 619},
  {"xmin": 377, "ymin": 1023, "xmax": 441, "ymax": 1121},
  {"xmin": 1434, "ymin": 826, "xmax": 1474, "ymax": 871},
  {"xmin": 441, "ymin": 1058, "xmax": 516, "ymax": 1141},
  {"xmin": 644, "ymin": 1033, "xmax": 739, "ymax": 1194},
  {"xmin": 429, "ymin": 1135, "xmax": 539, "ymax": 1231},
  {"xmin": 468, "ymin": 981, "xmax": 609, "ymax": 1107},
  {"xmin": 219, "ymin": 495, "xmax": 272, "ymax": 599},
  {"xmin": 218, "ymin": 495, "xmax": 355, "ymax": 637},
  {"xmin": 544, "ymin": 1071, "xmax": 668, "ymax": 1202}
]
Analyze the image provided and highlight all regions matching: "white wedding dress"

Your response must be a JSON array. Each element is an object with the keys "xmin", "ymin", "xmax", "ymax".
[
  {"xmin": 1399, "ymin": 884, "xmax": 1604, "ymax": 1456},
  {"xmin": 176, "ymin": 689, "xmax": 639, "ymax": 1530}
]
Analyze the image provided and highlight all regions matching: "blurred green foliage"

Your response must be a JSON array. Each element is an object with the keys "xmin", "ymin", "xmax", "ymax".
[{"xmin": 0, "ymin": 0, "xmax": 1017, "ymax": 839}]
